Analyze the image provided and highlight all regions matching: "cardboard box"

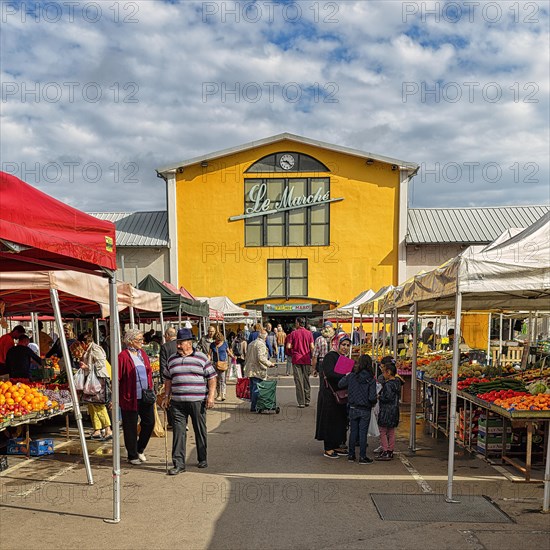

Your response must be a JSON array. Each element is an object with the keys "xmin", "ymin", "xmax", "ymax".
[
  {"xmin": 478, "ymin": 425, "xmax": 512, "ymax": 436},
  {"xmin": 478, "ymin": 416, "xmax": 504, "ymax": 428}
]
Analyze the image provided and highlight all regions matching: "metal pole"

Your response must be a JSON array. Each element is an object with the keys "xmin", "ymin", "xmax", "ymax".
[
  {"xmin": 499, "ymin": 314, "xmax": 503, "ymax": 365},
  {"xmin": 105, "ymin": 275, "xmax": 121, "ymax": 523},
  {"xmin": 487, "ymin": 312, "xmax": 492, "ymax": 363},
  {"xmin": 178, "ymin": 305, "xmax": 182, "ymax": 329},
  {"xmin": 95, "ymin": 318, "xmax": 100, "ymax": 345},
  {"xmin": 350, "ymin": 309, "xmax": 355, "ymax": 358},
  {"xmin": 543, "ymin": 421, "xmax": 550, "ymax": 512},
  {"xmin": 120, "ymin": 255, "xmax": 125, "ymax": 282},
  {"xmin": 49, "ymin": 289, "xmax": 94, "ymax": 485},
  {"xmin": 410, "ymin": 302, "xmax": 418, "ymax": 451},
  {"xmin": 392, "ymin": 308, "xmax": 398, "ymax": 358},
  {"xmin": 382, "ymin": 312, "xmax": 387, "ymax": 356},
  {"xmin": 129, "ymin": 306, "xmax": 135, "ymax": 329},
  {"xmin": 159, "ymin": 311, "xmax": 165, "ymax": 344},
  {"xmin": 446, "ymin": 290, "xmax": 463, "ymax": 503},
  {"xmin": 372, "ymin": 312, "xmax": 375, "ymax": 359}
]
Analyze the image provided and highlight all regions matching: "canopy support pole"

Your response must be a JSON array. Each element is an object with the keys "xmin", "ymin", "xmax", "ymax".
[
  {"xmin": 382, "ymin": 313, "xmax": 387, "ymax": 357},
  {"xmin": 94, "ymin": 318, "xmax": 100, "ymax": 345},
  {"xmin": 543, "ymin": 420, "xmax": 550, "ymax": 512},
  {"xmin": 31, "ymin": 312, "xmax": 39, "ymax": 353},
  {"xmin": 371, "ymin": 313, "xmax": 375, "ymax": 361},
  {"xmin": 159, "ymin": 311, "xmax": 165, "ymax": 344},
  {"xmin": 178, "ymin": 305, "xmax": 182, "ymax": 329},
  {"xmin": 349, "ymin": 309, "xmax": 355, "ymax": 358},
  {"xmin": 499, "ymin": 314, "xmax": 503, "ymax": 365},
  {"xmin": 392, "ymin": 308, "xmax": 398, "ymax": 358},
  {"xmin": 487, "ymin": 312, "xmax": 492, "ymax": 363},
  {"xmin": 129, "ymin": 306, "xmax": 135, "ymax": 329},
  {"xmin": 409, "ymin": 302, "xmax": 418, "ymax": 451},
  {"xmin": 49, "ymin": 288, "xmax": 93, "ymax": 486},
  {"xmin": 446, "ymin": 290, "xmax": 462, "ymax": 503},
  {"xmin": 105, "ymin": 275, "xmax": 121, "ymax": 523}
]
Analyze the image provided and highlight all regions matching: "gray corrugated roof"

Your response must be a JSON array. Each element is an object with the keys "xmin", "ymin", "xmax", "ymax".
[
  {"xmin": 407, "ymin": 206, "xmax": 550, "ymax": 244},
  {"xmin": 89, "ymin": 211, "xmax": 168, "ymax": 247},
  {"xmin": 157, "ymin": 133, "xmax": 419, "ymax": 175}
]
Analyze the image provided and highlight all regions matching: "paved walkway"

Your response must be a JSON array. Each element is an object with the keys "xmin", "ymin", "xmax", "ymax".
[{"xmin": 1, "ymin": 369, "xmax": 549, "ymax": 550}]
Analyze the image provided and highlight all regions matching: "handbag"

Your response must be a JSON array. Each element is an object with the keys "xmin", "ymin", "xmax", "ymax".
[
  {"xmin": 324, "ymin": 376, "xmax": 348, "ymax": 405},
  {"xmin": 137, "ymin": 370, "xmax": 156, "ymax": 405},
  {"xmin": 216, "ymin": 360, "xmax": 229, "ymax": 371}
]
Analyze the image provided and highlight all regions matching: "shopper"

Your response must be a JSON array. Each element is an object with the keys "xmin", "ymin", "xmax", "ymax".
[
  {"xmin": 315, "ymin": 334, "xmax": 351, "ymax": 458},
  {"xmin": 421, "ymin": 321, "xmax": 435, "ymax": 350},
  {"xmin": 376, "ymin": 362, "xmax": 403, "ymax": 461},
  {"xmin": 5, "ymin": 335, "xmax": 42, "ymax": 379},
  {"xmin": 46, "ymin": 323, "xmax": 78, "ymax": 370},
  {"xmin": 265, "ymin": 323, "xmax": 276, "ymax": 359},
  {"xmin": 276, "ymin": 325, "xmax": 286, "ymax": 362},
  {"xmin": 198, "ymin": 325, "xmax": 216, "ymax": 355},
  {"xmin": 210, "ymin": 331, "xmax": 229, "ymax": 401},
  {"xmin": 162, "ymin": 328, "xmax": 216, "ymax": 475},
  {"xmin": 286, "ymin": 317, "xmax": 314, "ymax": 408},
  {"xmin": 312, "ymin": 321, "xmax": 335, "ymax": 377},
  {"xmin": 243, "ymin": 330, "xmax": 276, "ymax": 412},
  {"xmin": 78, "ymin": 332, "xmax": 112, "ymax": 441},
  {"xmin": 118, "ymin": 328, "xmax": 155, "ymax": 465},
  {"xmin": 231, "ymin": 330, "xmax": 247, "ymax": 377},
  {"xmin": 338, "ymin": 354, "xmax": 377, "ymax": 464}
]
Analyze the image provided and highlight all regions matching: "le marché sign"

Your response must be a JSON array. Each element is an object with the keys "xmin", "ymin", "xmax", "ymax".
[{"xmin": 229, "ymin": 183, "xmax": 344, "ymax": 222}]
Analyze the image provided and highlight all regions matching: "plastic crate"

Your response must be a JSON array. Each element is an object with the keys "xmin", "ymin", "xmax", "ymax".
[{"xmin": 7, "ymin": 438, "xmax": 54, "ymax": 456}]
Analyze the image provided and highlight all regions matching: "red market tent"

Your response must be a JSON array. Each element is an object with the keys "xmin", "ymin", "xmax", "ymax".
[
  {"xmin": 0, "ymin": 172, "xmax": 116, "ymax": 273},
  {"xmin": 0, "ymin": 171, "xmax": 122, "ymax": 522}
]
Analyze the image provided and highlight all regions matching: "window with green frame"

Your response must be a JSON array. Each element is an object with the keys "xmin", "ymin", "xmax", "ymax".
[
  {"xmin": 267, "ymin": 259, "xmax": 308, "ymax": 298},
  {"xmin": 244, "ymin": 178, "xmax": 330, "ymax": 247}
]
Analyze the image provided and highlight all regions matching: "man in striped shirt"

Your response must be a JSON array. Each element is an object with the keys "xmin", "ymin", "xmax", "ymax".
[{"xmin": 162, "ymin": 328, "xmax": 217, "ymax": 475}]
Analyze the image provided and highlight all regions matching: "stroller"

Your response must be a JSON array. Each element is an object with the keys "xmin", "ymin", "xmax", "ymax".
[{"xmin": 255, "ymin": 376, "xmax": 281, "ymax": 414}]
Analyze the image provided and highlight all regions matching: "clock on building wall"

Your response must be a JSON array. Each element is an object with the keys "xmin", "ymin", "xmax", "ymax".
[{"xmin": 279, "ymin": 154, "xmax": 295, "ymax": 170}]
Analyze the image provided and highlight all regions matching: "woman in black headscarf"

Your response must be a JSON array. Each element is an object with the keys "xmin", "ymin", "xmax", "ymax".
[{"xmin": 315, "ymin": 333, "xmax": 352, "ymax": 458}]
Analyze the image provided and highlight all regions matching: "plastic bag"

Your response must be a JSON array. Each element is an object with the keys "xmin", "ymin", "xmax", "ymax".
[
  {"xmin": 368, "ymin": 412, "xmax": 380, "ymax": 438},
  {"xmin": 152, "ymin": 405, "xmax": 165, "ymax": 438},
  {"xmin": 74, "ymin": 368, "xmax": 87, "ymax": 391},
  {"xmin": 83, "ymin": 368, "xmax": 102, "ymax": 395}
]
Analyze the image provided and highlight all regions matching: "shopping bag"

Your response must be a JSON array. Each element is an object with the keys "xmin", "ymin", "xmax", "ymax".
[
  {"xmin": 74, "ymin": 368, "xmax": 86, "ymax": 391},
  {"xmin": 152, "ymin": 405, "xmax": 165, "ymax": 438},
  {"xmin": 227, "ymin": 359, "xmax": 238, "ymax": 380},
  {"xmin": 83, "ymin": 369, "xmax": 102, "ymax": 395},
  {"xmin": 368, "ymin": 412, "xmax": 380, "ymax": 437},
  {"xmin": 236, "ymin": 378, "xmax": 250, "ymax": 400}
]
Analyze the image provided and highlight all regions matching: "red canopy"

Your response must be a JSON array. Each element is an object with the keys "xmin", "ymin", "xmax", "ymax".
[{"xmin": 0, "ymin": 171, "xmax": 116, "ymax": 273}]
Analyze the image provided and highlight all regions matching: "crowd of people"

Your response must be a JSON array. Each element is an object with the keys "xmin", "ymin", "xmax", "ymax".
[{"xmin": 0, "ymin": 315, "xmax": 407, "ymax": 474}]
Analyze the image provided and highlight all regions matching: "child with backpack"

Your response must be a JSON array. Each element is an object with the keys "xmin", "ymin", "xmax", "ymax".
[
  {"xmin": 376, "ymin": 362, "xmax": 403, "ymax": 461},
  {"xmin": 338, "ymin": 354, "xmax": 378, "ymax": 464}
]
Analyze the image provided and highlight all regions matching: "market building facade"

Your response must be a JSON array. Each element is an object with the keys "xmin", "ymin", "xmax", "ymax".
[{"xmin": 157, "ymin": 133, "xmax": 419, "ymax": 319}]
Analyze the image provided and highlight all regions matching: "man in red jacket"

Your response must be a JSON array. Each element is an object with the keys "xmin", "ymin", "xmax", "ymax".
[{"xmin": 286, "ymin": 317, "xmax": 314, "ymax": 408}]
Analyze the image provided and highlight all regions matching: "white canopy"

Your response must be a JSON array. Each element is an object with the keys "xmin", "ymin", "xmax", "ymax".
[
  {"xmin": 117, "ymin": 282, "xmax": 163, "ymax": 313},
  {"xmin": 323, "ymin": 289, "xmax": 375, "ymax": 321},
  {"xmin": 358, "ymin": 285, "xmax": 395, "ymax": 315},
  {"xmin": 382, "ymin": 213, "xmax": 550, "ymax": 313},
  {"xmin": 197, "ymin": 296, "xmax": 262, "ymax": 324}
]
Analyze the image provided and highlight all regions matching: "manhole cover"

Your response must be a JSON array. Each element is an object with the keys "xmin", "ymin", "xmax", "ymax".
[{"xmin": 370, "ymin": 494, "xmax": 511, "ymax": 523}]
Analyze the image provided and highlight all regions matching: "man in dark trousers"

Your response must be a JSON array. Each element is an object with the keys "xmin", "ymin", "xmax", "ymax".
[
  {"xmin": 162, "ymin": 328, "xmax": 217, "ymax": 475},
  {"xmin": 159, "ymin": 327, "xmax": 178, "ymax": 427}
]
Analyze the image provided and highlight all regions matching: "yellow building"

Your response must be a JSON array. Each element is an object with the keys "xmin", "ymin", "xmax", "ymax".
[{"xmin": 157, "ymin": 133, "xmax": 418, "ymax": 321}]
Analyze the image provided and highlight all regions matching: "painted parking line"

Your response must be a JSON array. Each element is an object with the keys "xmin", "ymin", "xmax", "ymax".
[{"xmin": 398, "ymin": 453, "xmax": 434, "ymax": 493}]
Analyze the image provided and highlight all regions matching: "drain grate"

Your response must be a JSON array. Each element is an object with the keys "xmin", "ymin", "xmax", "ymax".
[{"xmin": 370, "ymin": 494, "xmax": 511, "ymax": 523}]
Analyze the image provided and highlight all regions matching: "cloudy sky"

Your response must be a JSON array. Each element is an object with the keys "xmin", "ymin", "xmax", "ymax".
[{"xmin": 1, "ymin": 0, "xmax": 549, "ymax": 211}]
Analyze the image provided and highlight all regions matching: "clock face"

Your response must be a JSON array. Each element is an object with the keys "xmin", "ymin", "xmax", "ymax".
[{"xmin": 279, "ymin": 154, "xmax": 295, "ymax": 170}]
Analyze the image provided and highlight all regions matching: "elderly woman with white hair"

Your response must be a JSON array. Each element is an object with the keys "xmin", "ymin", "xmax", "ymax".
[{"xmin": 118, "ymin": 328, "xmax": 155, "ymax": 465}]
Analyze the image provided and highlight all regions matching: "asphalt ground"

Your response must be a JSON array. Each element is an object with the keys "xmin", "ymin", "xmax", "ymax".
[{"xmin": 1, "ymin": 365, "xmax": 549, "ymax": 550}]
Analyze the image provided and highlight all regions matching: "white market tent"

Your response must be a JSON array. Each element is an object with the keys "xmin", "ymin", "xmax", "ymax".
[
  {"xmin": 323, "ymin": 289, "xmax": 375, "ymax": 322},
  {"xmin": 197, "ymin": 296, "xmax": 262, "ymax": 324},
  {"xmin": 380, "ymin": 212, "xmax": 550, "ymax": 508}
]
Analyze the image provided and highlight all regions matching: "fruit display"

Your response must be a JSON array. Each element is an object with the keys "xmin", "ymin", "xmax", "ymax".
[
  {"xmin": 477, "ymin": 390, "xmax": 529, "ymax": 403},
  {"xmin": 150, "ymin": 358, "xmax": 160, "ymax": 373},
  {"xmin": 464, "ymin": 378, "xmax": 526, "ymax": 396},
  {"xmin": 526, "ymin": 379, "xmax": 550, "ymax": 395},
  {"xmin": 493, "ymin": 393, "xmax": 550, "ymax": 411},
  {"xmin": 0, "ymin": 381, "xmax": 60, "ymax": 426}
]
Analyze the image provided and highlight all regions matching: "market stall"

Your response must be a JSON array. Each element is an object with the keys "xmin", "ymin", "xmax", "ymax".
[
  {"xmin": 383, "ymin": 213, "xmax": 550, "ymax": 508},
  {"xmin": 0, "ymin": 171, "xmax": 121, "ymax": 521},
  {"xmin": 197, "ymin": 296, "xmax": 262, "ymax": 331}
]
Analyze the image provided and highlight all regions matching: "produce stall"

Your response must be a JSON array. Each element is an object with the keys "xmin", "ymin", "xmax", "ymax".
[
  {"xmin": 0, "ymin": 171, "xmax": 123, "ymax": 522},
  {"xmin": 419, "ymin": 370, "xmax": 550, "ymax": 481},
  {"xmin": 377, "ymin": 213, "xmax": 550, "ymax": 508}
]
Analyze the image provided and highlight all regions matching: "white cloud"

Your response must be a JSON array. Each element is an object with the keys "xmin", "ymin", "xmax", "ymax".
[{"xmin": 0, "ymin": 0, "xmax": 548, "ymax": 211}]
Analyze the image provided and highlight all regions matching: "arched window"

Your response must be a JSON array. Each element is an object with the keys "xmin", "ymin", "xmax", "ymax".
[{"xmin": 246, "ymin": 152, "xmax": 330, "ymax": 173}]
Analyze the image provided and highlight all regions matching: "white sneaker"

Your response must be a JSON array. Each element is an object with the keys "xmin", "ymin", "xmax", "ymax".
[
  {"xmin": 129, "ymin": 458, "xmax": 141, "ymax": 465},
  {"xmin": 373, "ymin": 446, "xmax": 383, "ymax": 455},
  {"xmin": 137, "ymin": 453, "xmax": 147, "ymax": 462}
]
